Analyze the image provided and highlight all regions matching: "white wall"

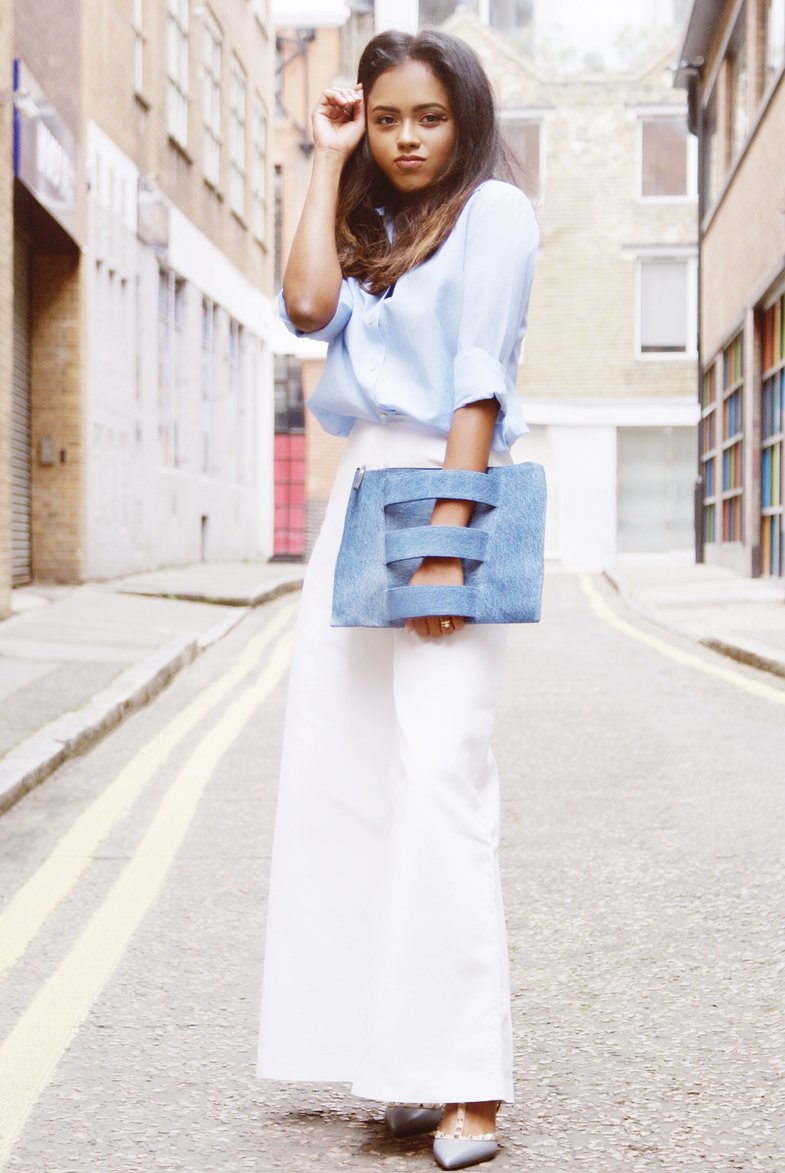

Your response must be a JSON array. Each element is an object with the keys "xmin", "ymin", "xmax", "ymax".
[
  {"xmin": 548, "ymin": 425, "xmax": 618, "ymax": 571},
  {"xmin": 375, "ymin": 0, "xmax": 418, "ymax": 34},
  {"xmin": 85, "ymin": 122, "xmax": 276, "ymax": 578},
  {"xmin": 513, "ymin": 397, "xmax": 699, "ymax": 570},
  {"xmin": 273, "ymin": 0, "xmax": 348, "ymax": 27}
]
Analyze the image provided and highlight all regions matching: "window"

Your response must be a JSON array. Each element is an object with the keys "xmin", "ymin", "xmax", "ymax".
[
  {"xmin": 274, "ymin": 354, "xmax": 305, "ymax": 434},
  {"xmin": 133, "ymin": 0, "xmax": 145, "ymax": 95},
  {"xmin": 420, "ymin": 0, "xmax": 455, "ymax": 22},
  {"xmin": 500, "ymin": 117, "xmax": 541, "ymax": 203},
  {"xmin": 273, "ymin": 355, "xmax": 306, "ymax": 558},
  {"xmin": 202, "ymin": 14, "xmax": 221, "ymax": 187},
  {"xmin": 640, "ymin": 116, "xmax": 691, "ymax": 198},
  {"xmin": 227, "ymin": 319, "xmax": 244, "ymax": 482},
  {"xmin": 760, "ymin": 291, "xmax": 785, "ymax": 574},
  {"xmin": 274, "ymin": 164, "xmax": 283, "ymax": 289},
  {"xmin": 726, "ymin": 8, "xmax": 748, "ymax": 163},
  {"xmin": 701, "ymin": 363, "xmax": 718, "ymax": 544},
  {"xmin": 167, "ymin": 0, "xmax": 190, "ymax": 147},
  {"xmin": 639, "ymin": 258, "xmax": 694, "ymax": 354},
  {"xmin": 721, "ymin": 332, "xmax": 744, "ymax": 541},
  {"xmin": 703, "ymin": 86, "xmax": 720, "ymax": 211},
  {"xmin": 420, "ymin": 0, "xmax": 533, "ymax": 27},
  {"xmin": 251, "ymin": 94, "xmax": 267, "ymax": 242},
  {"xmin": 488, "ymin": 0, "xmax": 534, "ymax": 31},
  {"xmin": 201, "ymin": 298, "xmax": 217, "ymax": 475},
  {"xmin": 765, "ymin": 0, "xmax": 785, "ymax": 87},
  {"xmin": 157, "ymin": 271, "xmax": 185, "ymax": 467},
  {"xmin": 229, "ymin": 56, "xmax": 247, "ymax": 218},
  {"xmin": 274, "ymin": 39, "xmax": 285, "ymax": 118}
]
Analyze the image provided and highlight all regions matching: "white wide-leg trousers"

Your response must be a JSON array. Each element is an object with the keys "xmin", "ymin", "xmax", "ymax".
[{"xmin": 257, "ymin": 421, "xmax": 515, "ymax": 1104}]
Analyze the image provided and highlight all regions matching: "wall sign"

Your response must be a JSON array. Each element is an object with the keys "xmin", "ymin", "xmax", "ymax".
[{"xmin": 13, "ymin": 59, "xmax": 81, "ymax": 246}]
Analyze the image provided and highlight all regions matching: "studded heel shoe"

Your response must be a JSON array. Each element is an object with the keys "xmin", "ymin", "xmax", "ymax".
[
  {"xmin": 432, "ymin": 1102, "xmax": 499, "ymax": 1170},
  {"xmin": 384, "ymin": 1103, "xmax": 444, "ymax": 1137}
]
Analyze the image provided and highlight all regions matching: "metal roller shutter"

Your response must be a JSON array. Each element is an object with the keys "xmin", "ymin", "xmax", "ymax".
[{"xmin": 12, "ymin": 234, "xmax": 32, "ymax": 586}]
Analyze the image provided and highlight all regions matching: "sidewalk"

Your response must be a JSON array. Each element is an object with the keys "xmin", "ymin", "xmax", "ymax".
[
  {"xmin": 605, "ymin": 551, "xmax": 785, "ymax": 678},
  {"xmin": 2, "ymin": 552, "xmax": 783, "ymax": 817},
  {"xmin": 0, "ymin": 561, "xmax": 304, "ymax": 814}
]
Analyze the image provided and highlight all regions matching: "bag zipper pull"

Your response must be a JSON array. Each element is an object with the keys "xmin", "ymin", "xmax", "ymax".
[{"xmin": 352, "ymin": 465, "xmax": 366, "ymax": 491}]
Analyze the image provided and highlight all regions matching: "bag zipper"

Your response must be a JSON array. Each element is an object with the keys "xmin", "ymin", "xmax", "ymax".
[{"xmin": 352, "ymin": 465, "xmax": 366, "ymax": 491}]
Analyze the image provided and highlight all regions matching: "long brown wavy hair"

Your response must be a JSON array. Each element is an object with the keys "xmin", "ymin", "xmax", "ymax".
[{"xmin": 337, "ymin": 30, "xmax": 514, "ymax": 295}]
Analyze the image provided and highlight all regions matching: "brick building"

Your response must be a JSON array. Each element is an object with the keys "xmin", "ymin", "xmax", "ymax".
[
  {"xmin": 274, "ymin": 1, "xmax": 699, "ymax": 567},
  {"xmin": 676, "ymin": 0, "xmax": 785, "ymax": 577},
  {"xmin": 2, "ymin": 0, "xmax": 276, "ymax": 612},
  {"xmin": 0, "ymin": 3, "xmax": 13, "ymax": 618},
  {"xmin": 272, "ymin": 1, "xmax": 378, "ymax": 555},
  {"xmin": 448, "ymin": 10, "xmax": 699, "ymax": 569}
]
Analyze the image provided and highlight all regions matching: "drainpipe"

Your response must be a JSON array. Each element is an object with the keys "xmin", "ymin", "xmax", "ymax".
[
  {"xmin": 677, "ymin": 57, "xmax": 705, "ymax": 563},
  {"xmin": 275, "ymin": 29, "xmax": 318, "ymax": 157}
]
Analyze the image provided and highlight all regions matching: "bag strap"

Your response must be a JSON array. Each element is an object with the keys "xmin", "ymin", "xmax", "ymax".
[
  {"xmin": 386, "ymin": 584, "xmax": 480, "ymax": 621},
  {"xmin": 384, "ymin": 525, "xmax": 489, "ymax": 565},
  {"xmin": 382, "ymin": 468, "xmax": 500, "ymax": 508}
]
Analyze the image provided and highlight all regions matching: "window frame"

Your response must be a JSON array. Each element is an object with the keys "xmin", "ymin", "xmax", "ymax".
[
  {"xmin": 202, "ymin": 11, "xmax": 222, "ymax": 189},
  {"xmin": 252, "ymin": 0, "xmax": 269, "ymax": 26},
  {"xmin": 166, "ymin": 0, "xmax": 190, "ymax": 149},
  {"xmin": 702, "ymin": 82, "xmax": 721, "ymax": 215},
  {"xmin": 200, "ymin": 298, "xmax": 218, "ymax": 477},
  {"xmin": 726, "ymin": 4, "xmax": 749, "ymax": 167},
  {"xmin": 700, "ymin": 361, "xmax": 719, "ymax": 546},
  {"xmin": 720, "ymin": 330, "xmax": 745, "ymax": 543},
  {"xmin": 251, "ymin": 92, "xmax": 268, "ymax": 244},
  {"xmin": 226, "ymin": 318, "xmax": 245, "ymax": 484},
  {"xmin": 636, "ymin": 109, "xmax": 697, "ymax": 203},
  {"xmin": 634, "ymin": 249, "xmax": 698, "ymax": 362},
  {"xmin": 759, "ymin": 286, "xmax": 785, "ymax": 574},
  {"xmin": 497, "ymin": 109, "xmax": 545, "ymax": 205},
  {"xmin": 761, "ymin": 0, "xmax": 785, "ymax": 101},
  {"xmin": 229, "ymin": 54, "xmax": 247, "ymax": 220},
  {"xmin": 157, "ymin": 269, "xmax": 186, "ymax": 469},
  {"xmin": 133, "ymin": 0, "xmax": 146, "ymax": 98}
]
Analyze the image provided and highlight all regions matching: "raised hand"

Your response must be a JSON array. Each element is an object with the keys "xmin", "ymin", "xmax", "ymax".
[{"xmin": 312, "ymin": 85, "xmax": 366, "ymax": 156}]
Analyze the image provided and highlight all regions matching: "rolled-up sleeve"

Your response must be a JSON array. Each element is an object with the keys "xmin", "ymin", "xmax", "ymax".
[
  {"xmin": 452, "ymin": 185, "xmax": 539, "ymax": 428},
  {"xmin": 278, "ymin": 282, "xmax": 354, "ymax": 343}
]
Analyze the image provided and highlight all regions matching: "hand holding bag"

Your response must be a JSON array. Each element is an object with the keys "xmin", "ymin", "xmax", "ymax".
[{"xmin": 331, "ymin": 462, "xmax": 547, "ymax": 628}]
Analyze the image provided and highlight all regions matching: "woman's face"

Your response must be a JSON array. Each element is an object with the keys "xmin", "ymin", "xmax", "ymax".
[{"xmin": 366, "ymin": 59, "xmax": 457, "ymax": 195}]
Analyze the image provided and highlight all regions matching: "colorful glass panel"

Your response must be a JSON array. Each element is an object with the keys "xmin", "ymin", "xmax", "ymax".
[{"xmin": 760, "ymin": 293, "xmax": 784, "ymax": 574}]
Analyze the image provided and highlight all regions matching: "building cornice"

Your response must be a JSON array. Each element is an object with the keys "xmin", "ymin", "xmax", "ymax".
[{"xmin": 674, "ymin": 0, "xmax": 722, "ymax": 87}]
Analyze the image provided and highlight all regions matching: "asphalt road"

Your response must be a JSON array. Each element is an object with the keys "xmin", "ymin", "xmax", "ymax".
[{"xmin": 0, "ymin": 573, "xmax": 783, "ymax": 1172}]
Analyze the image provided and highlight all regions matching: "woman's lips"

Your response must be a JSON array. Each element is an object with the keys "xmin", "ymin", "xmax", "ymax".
[{"xmin": 395, "ymin": 157, "xmax": 425, "ymax": 170}]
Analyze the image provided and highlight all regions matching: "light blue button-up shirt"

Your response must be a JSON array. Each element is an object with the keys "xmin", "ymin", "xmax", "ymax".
[{"xmin": 280, "ymin": 179, "xmax": 539, "ymax": 453}]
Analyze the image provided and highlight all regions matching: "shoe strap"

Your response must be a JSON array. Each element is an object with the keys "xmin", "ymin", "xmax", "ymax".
[{"xmin": 436, "ymin": 1103, "xmax": 497, "ymax": 1142}]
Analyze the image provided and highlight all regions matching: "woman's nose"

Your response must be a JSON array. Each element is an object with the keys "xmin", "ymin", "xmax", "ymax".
[{"xmin": 397, "ymin": 119, "xmax": 421, "ymax": 149}]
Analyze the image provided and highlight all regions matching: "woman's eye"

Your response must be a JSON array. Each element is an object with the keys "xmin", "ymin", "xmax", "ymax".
[
  {"xmin": 377, "ymin": 116, "xmax": 396, "ymax": 126},
  {"xmin": 421, "ymin": 114, "xmax": 446, "ymax": 125}
]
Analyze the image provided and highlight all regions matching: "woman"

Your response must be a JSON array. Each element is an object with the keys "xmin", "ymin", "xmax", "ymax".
[{"xmin": 257, "ymin": 28, "xmax": 539, "ymax": 1171}]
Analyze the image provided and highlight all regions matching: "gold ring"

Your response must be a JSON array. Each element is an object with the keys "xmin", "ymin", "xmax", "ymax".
[{"xmin": 440, "ymin": 619, "xmax": 452, "ymax": 630}]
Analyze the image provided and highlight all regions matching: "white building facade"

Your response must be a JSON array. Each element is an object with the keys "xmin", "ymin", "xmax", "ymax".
[{"xmin": 84, "ymin": 123, "xmax": 275, "ymax": 579}]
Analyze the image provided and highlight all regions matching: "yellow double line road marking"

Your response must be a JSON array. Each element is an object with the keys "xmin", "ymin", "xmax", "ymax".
[
  {"xmin": 0, "ymin": 624, "xmax": 294, "ymax": 1166},
  {"xmin": 580, "ymin": 574, "xmax": 785, "ymax": 707},
  {"xmin": 0, "ymin": 601, "xmax": 297, "ymax": 985}
]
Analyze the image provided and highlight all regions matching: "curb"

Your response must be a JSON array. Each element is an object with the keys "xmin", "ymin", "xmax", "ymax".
[
  {"xmin": 700, "ymin": 635, "xmax": 785, "ymax": 681},
  {"xmin": 0, "ymin": 604, "xmax": 254, "ymax": 817},
  {"xmin": 111, "ymin": 576, "xmax": 305, "ymax": 610},
  {"xmin": 602, "ymin": 569, "xmax": 785, "ymax": 682}
]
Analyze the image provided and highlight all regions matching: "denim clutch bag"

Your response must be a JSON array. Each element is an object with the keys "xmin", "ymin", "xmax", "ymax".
[{"xmin": 331, "ymin": 463, "xmax": 547, "ymax": 627}]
